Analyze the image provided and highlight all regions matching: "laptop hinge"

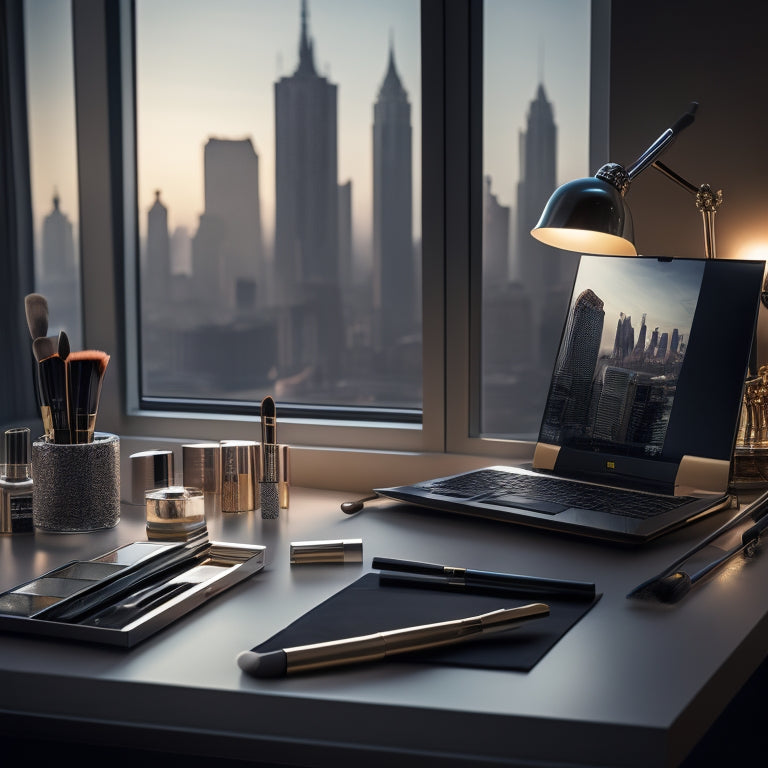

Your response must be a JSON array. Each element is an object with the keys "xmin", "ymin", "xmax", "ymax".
[
  {"xmin": 533, "ymin": 442, "xmax": 560, "ymax": 471},
  {"xmin": 675, "ymin": 455, "xmax": 731, "ymax": 495}
]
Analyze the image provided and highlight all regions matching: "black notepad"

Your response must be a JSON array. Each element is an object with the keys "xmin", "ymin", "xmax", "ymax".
[{"xmin": 253, "ymin": 573, "xmax": 600, "ymax": 672}]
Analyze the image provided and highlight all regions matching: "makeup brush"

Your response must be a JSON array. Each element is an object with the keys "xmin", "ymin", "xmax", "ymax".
[
  {"xmin": 38, "ymin": 353, "xmax": 70, "ymax": 444},
  {"xmin": 66, "ymin": 350, "xmax": 110, "ymax": 444},
  {"xmin": 26, "ymin": 293, "xmax": 54, "ymax": 435},
  {"xmin": 24, "ymin": 293, "xmax": 48, "ymax": 340},
  {"xmin": 32, "ymin": 335, "xmax": 57, "ymax": 362},
  {"xmin": 57, "ymin": 329, "xmax": 70, "ymax": 360}
]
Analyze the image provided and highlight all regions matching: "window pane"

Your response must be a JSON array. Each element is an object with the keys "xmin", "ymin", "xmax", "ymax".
[
  {"xmin": 482, "ymin": 0, "xmax": 591, "ymax": 439},
  {"xmin": 24, "ymin": 0, "xmax": 82, "ymax": 349},
  {"xmin": 135, "ymin": 0, "xmax": 421, "ymax": 415}
]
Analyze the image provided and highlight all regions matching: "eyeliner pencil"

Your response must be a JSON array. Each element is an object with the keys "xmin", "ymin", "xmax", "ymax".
[
  {"xmin": 237, "ymin": 602, "xmax": 550, "ymax": 678},
  {"xmin": 372, "ymin": 557, "xmax": 596, "ymax": 598}
]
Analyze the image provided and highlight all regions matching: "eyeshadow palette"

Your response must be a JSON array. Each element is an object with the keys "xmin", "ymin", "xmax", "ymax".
[{"xmin": 0, "ymin": 537, "xmax": 265, "ymax": 646}]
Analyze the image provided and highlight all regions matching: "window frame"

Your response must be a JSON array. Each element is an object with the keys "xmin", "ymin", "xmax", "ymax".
[{"xmin": 71, "ymin": 0, "xmax": 607, "ymax": 490}]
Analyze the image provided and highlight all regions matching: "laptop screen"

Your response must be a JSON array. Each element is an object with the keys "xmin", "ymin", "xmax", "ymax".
[{"xmin": 539, "ymin": 256, "xmax": 762, "ymax": 466}]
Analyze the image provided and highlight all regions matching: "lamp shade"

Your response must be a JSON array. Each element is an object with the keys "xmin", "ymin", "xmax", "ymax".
[{"xmin": 531, "ymin": 176, "xmax": 637, "ymax": 256}]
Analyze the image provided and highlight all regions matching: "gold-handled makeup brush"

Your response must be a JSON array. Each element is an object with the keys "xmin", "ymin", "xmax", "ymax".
[
  {"xmin": 38, "ymin": 353, "xmax": 70, "ymax": 444},
  {"xmin": 66, "ymin": 350, "xmax": 110, "ymax": 444}
]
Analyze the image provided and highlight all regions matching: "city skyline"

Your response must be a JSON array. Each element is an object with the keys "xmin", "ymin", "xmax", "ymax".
[
  {"xmin": 24, "ymin": 0, "xmax": 592, "ymax": 271},
  {"xmin": 569, "ymin": 257, "xmax": 705, "ymax": 358}
]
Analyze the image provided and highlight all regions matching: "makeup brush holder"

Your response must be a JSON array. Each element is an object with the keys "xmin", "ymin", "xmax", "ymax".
[{"xmin": 32, "ymin": 432, "xmax": 120, "ymax": 532}]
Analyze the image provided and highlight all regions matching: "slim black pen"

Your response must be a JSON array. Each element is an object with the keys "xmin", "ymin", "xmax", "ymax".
[
  {"xmin": 372, "ymin": 557, "xmax": 595, "ymax": 597},
  {"xmin": 237, "ymin": 602, "xmax": 550, "ymax": 678}
]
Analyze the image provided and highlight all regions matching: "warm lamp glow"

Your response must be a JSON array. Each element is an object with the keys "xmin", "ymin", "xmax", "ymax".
[
  {"xmin": 734, "ymin": 242, "xmax": 768, "ymax": 262},
  {"xmin": 531, "ymin": 227, "xmax": 637, "ymax": 256}
]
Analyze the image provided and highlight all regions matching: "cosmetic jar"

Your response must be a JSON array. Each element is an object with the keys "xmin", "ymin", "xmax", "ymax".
[
  {"xmin": 32, "ymin": 432, "xmax": 120, "ymax": 532},
  {"xmin": 183, "ymin": 442, "xmax": 222, "ymax": 515},
  {"xmin": 130, "ymin": 449, "xmax": 174, "ymax": 505},
  {"xmin": 220, "ymin": 440, "xmax": 258, "ymax": 512},
  {"xmin": 145, "ymin": 486, "xmax": 206, "ymax": 541},
  {"xmin": 0, "ymin": 428, "xmax": 34, "ymax": 534},
  {"xmin": 182, "ymin": 442, "xmax": 222, "ymax": 493}
]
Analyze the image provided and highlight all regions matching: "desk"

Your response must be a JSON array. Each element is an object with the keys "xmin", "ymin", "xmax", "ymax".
[{"xmin": 1, "ymin": 486, "xmax": 767, "ymax": 767}]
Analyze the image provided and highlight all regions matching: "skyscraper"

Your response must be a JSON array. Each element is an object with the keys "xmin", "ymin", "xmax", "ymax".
[
  {"xmin": 515, "ymin": 83, "xmax": 575, "ymax": 367},
  {"xmin": 541, "ymin": 288, "xmax": 605, "ymax": 442},
  {"xmin": 40, "ymin": 192, "xmax": 81, "ymax": 345},
  {"xmin": 192, "ymin": 138, "xmax": 264, "ymax": 313},
  {"xmin": 372, "ymin": 38, "xmax": 414, "ymax": 352},
  {"xmin": 274, "ymin": 0, "xmax": 341, "ymax": 382},
  {"xmin": 482, "ymin": 175, "xmax": 510, "ymax": 291},
  {"xmin": 144, "ymin": 190, "xmax": 171, "ymax": 305}
]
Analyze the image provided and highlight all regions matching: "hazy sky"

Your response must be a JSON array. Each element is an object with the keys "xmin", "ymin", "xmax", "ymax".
[
  {"xmin": 572, "ymin": 256, "xmax": 706, "ymax": 356},
  {"xmin": 23, "ymin": 0, "xmax": 591, "ymax": 267}
]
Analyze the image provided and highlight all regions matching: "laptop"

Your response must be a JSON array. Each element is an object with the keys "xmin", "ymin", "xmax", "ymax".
[{"xmin": 377, "ymin": 255, "xmax": 765, "ymax": 543}]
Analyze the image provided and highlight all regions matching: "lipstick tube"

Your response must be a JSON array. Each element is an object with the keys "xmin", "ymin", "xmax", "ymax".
[{"xmin": 260, "ymin": 443, "xmax": 280, "ymax": 519}]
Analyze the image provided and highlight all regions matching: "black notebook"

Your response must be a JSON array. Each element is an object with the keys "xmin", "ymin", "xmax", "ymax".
[
  {"xmin": 253, "ymin": 573, "xmax": 600, "ymax": 672},
  {"xmin": 378, "ymin": 256, "xmax": 765, "ymax": 543}
]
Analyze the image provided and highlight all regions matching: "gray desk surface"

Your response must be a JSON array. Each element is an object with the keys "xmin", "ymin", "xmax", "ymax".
[{"xmin": 1, "ymin": 486, "xmax": 767, "ymax": 767}]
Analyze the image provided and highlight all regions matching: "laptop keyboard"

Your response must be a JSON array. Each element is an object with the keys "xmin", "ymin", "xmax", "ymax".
[{"xmin": 420, "ymin": 469, "xmax": 697, "ymax": 520}]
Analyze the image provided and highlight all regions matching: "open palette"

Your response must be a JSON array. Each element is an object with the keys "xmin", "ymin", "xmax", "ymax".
[{"xmin": 0, "ymin": 536, "xmax": 265, "ymax": 646}]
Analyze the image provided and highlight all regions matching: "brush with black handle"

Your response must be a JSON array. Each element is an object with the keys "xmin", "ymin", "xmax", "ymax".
[
  {"xmin": 24, "ymin": 293, "xmax": 52, "ymax": 436},
  {"xmin": 37, "ymin": 352, "xmax": 71, "ymax": 444},
  {"xmin": 66, "ymin": 350, "xmax": 110, "ymax": 444}
]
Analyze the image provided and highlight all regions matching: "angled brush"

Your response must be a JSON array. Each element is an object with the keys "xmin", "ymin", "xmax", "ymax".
[
  {"xmin": 58, "ymin": 329, "xmax": 70, "ymax": 360},
  {"xmin": 24, "ymin": 293, "xmax": 49, "ymax": 340},
  {"xmin": 32, "ymin": 335, "xmax": 58, "ymax": 362},
  {"xmin": 67, "ymin": 350, "xmax": 110, "ymax": 443}
]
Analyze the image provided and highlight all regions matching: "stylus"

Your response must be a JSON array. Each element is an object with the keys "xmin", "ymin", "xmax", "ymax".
[{"xmin": 237, "ymin": 602, "xmax": 549, "ymax": 677}]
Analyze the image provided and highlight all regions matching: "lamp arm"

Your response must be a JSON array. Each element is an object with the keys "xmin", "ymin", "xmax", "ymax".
[
  {"xmin": 651, "ymin": 160, "xmax": 699, "ymax": 195},
  {"xmin": 626, "ymin": 102, "xmax": 699, "ymax": 180},
  {"xmin": 651, "ymin": 160, "xmax": 722, "ymax": 260}
]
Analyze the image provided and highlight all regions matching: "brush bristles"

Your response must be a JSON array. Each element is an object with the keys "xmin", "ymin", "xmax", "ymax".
[
  {"xmin": 67, "ymin": 349, "xmax": 110, "ymax": 372},
  {"xmin": 24, "ymin": 293, "xmax": 49, "ymax": 339}
]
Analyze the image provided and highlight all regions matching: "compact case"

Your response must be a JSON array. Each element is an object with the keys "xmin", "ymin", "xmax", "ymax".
[{"xmin": 0, "ymin": 537, "xmax": 265, "ymax": 646}]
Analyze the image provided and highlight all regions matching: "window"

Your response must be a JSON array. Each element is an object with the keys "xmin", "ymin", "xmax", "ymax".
[
  {"xmin": 481, "ymin": 0, "xmax": 592, "ymax": 441},
  {"xmin": 23, "ymin": 0, "xmax": 83, "ymax": 349},
  {"xmin": 134, "ymin": 0, "xmax": 421, "ymax": 421},
  {"xmin": 60, "ymin": 0, "xmax": 605, "ymax": 484}
]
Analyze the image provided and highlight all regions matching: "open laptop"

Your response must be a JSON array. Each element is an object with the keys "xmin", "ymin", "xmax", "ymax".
[{"xmin": 377, "ymin": 255, "xmax": 765, "ymax": 543}]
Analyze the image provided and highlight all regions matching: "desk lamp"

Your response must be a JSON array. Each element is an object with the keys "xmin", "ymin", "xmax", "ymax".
[
  {"xmin": 530, "ymin": 102, "xmax": 724, "ymax": 259},
  {"xmin": 530, "ymin": 102, "xmax": 767, "ymax": 485}
]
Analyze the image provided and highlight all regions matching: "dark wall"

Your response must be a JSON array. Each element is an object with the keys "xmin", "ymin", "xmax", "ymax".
[
  {"xmin": 609, "ymin": 1, "xmax": 768, "ymax": 362},
  {"xmin": 610, "ymin": 1, "xmax": 768, "ymax": 261}
]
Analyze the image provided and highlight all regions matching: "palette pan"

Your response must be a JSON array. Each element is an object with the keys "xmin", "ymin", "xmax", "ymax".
[{"xmin": 0, "ymin": 538, "xmax": 265, "ymax": 646}]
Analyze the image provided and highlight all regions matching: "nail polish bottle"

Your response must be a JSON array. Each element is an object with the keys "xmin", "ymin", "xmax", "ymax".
[{"xmin": 0, "ymin": 428, "xmax": 34, "ymax": 534}]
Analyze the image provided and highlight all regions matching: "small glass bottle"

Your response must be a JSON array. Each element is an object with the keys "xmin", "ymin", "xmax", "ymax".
[{"xmin": 0, "ymin": 428, "xmax": 34, "ymax": 534}]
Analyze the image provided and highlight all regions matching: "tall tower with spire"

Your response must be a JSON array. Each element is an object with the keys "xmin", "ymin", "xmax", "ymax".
[
  {"xmin": 274, "ymin": 0, "xmax": 341, "ymax": 382},
  {"xmin": 145, "ymin": 190, "xmax": 171, "ymax": 305},
  {"xmin": 515, "ymin": 83, "xmax": 574, "ymax": 369},
  {"xmin": 40, "ymin": 192, "xmax": 81, "ymax": 345},
  {"xmin": 372, "ymin": 37, "xmax": 414, "ymax": 353}
]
